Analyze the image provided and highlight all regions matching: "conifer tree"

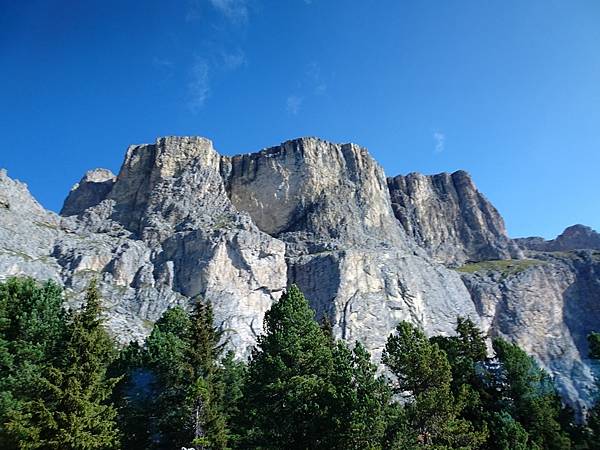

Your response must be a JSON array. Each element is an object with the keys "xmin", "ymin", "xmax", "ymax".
[
  {"xmin": 0, "ymin": 277, "xmax": 69, "ymax": 449},
  {"xmin": 586, "ymin": 332, "xmax": 600, "ymax": 449},
  {"xmin": 220, "ymin": 350, "xmax": 246, "ymax": 447},
  {"xmin": 383, "ymin": 321, "xmax": 487, "ymax": 449},
  {"xmin": 329, "ymin": 341, "xmax": 390, "ymax": 450},
  {"xmin": 7, "ymin": 279, "xmax": 121, "ymax": 449},
  {"xmin": 240, "ymin": 284, "xmax": 335, "ymax": 449},
  {"xmin": 492, "ymin": 338, "xmax": 571, "ymax": 450},
  {"xmin": 117, "ymin": 301, "xmax": 228, "ymax": 450}
]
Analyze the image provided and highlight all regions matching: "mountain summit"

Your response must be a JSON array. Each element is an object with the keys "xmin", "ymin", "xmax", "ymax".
[{"xmin": 1, "ymin": 136, "xmax": 598, "ymax": 411}]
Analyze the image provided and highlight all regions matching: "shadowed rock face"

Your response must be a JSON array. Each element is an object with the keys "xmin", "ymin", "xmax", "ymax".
[
  {"xmin": 387, "ymin": 170, "xmax": 523, "ymax": 266},
  {"xmin": 515, "ymin": 224, "xmax": 600, "ymax": 252},
  {"xmin": 461, "ymin": 251, "xmax": 600, "ymax": 412},
  {"xmin": 61, "ymin": 169, "xmax": 116, "ymax": 216},
  {"xmin": 0, "ymin": 136, "xmax": 598, "ymax": 411}
]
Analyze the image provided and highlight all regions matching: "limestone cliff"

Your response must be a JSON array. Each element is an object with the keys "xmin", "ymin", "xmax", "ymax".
[
  {"xmin": 0, "ymin": 136, "xmax": 598, "ymax": 411},
  {"xmin": 387, "ymin": 170, "xmax": 522, "ymax": 266},
  {"xmin": 515, "ymin": 224, "xmax": 600, "ymax": 252},
  {"xmin": 460, "ymin": 251, "xmax": 600, "ymax": 411}
]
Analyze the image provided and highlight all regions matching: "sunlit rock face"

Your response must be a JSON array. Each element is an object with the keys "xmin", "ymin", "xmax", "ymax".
[
  {"xmin": 1, "ymin": 136, "xmax": 599, "ymax": 410},
  {"xmin": 387, "ymin": 170, "xmax": 522, "ymax": 267},
  {"xmin": 226, "ymin": 137, "xmax": 477, "ymax": 360}
]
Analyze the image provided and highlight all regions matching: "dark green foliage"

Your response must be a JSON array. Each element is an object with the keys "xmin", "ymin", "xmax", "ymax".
[
  {"xmin": 493, "ymin": 338, "xmax": 571, "ymax": 450},
  {"xmin": 0, "ymin": 277, "xmax": 69, "ymax": 448},
  {"xmin": 329, "ymin": 341, "xmax": 390, "ymax": 449},
  {"xmin": 1, "ymin": 278, "xmax": 120, "ymax": 449},
  {"xmin": 2, "ymin": 279, "xmax": 596, "ymax": 450},
  {"xmin": 589, "ymin": 333, "xmax": 600, "ymax": 360},
  {"xmin": 585, "ymin": 332, "xmax": 600, "ymax": 449},
  {"xmin": 116, "ymin": 301, "xmax": 228, "ymax": 450},
  {"xmin": 240, "ymin": 284, "xmax": 336, "ymax": 449},
  {"xmin": 239, "ymin": 285, "xmax": 390, "ymax": 449},
  {"xmin": 220, "ymin": 350, "xmax": 246, "ymax": 446},
  {"xmin": 431, "ymin": 317, "xmax": 487, "ymax": 392},
  {"xmin": 489, "ymin": 411, "xmax": 530, "ymax": 450},
  {"xmin": 383, "ymin": 321, "xmax": 487, "ymax": 449}
]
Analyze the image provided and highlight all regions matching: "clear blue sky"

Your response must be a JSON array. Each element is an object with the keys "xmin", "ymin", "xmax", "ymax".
[{"xmin": 1, "ymin": 1, "xmax": 599, "ymax": 239}]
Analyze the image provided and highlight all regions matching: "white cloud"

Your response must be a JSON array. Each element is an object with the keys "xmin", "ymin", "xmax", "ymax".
[
  {"xmin": 433, "ymin": 131, "xmax": 445, "ymax": 153},
  {"xmin": 221, "ymin": 48, "xmax": 247, "ymax": 70},
  {"xmin": 188, "ymin": 59, "xmax": 211, "ymax": 112},
  {"xmin": 286, "ymin": 95, "xmax": 303, "ymax": 115},
  {"xmin": 209, "ymin": 0, "xmax": 249, "ymax": 23},
  {"xmin": 306, "ymin": 61, "xmax": 327, "ymax": 94}
]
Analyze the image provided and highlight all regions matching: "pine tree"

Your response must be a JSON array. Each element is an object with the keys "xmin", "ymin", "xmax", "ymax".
[
  {"xmin": 383, "ymin": 321, "xmax": 487, "ymax": 449},
  {"xmin": 328, "ymin": 341, "xmax": 390, "ymax": 450},
  {"xmin": 586, "ymin": 333, "xmax": 600, "ymax": 449},
  {"xmin": 220, "ymin": 350, "xmax": 246, "ymax": 447},
  {"xmin": 6, "ymin": 279, "xmax": 121, "ymax": 449},
  {"xmin": 240, "ymin": 284, "xmax": 335, "ymax": 449},
  {"xmin": 40, "ymin": 279, "xmax": 120, "ymax": 449},
  {"xmin": 0, "ymin": 277, "xmax": 69, "ymax": 449},
  {"xmin": 492, "ymin": 338, "xmax": 571, "ymax": 450},
  {"xmin": 116, "ymin": 301, "xmax": 228, "ymax": 450},
  {"xmin": 187, "ymin": 300, "xmax": 227, "ymax": 450}
]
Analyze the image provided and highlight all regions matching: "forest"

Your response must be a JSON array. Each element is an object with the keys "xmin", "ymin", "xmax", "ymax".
[{"xmin": 0, "ymin": 277, "xmax": 599, "ymax": 450}]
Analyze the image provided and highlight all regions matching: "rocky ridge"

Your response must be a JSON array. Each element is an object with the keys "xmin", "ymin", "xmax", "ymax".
[
  {"xmin": 1, "ymin": 136, "xmax": 598, "ymax": 410},
  {"xmin": 515, "ymin": 224, "xmax": 600, "ymax": 252},
  {"xmin": 387, "ymin": 170, "xmax": 523, "ymax": 266}
]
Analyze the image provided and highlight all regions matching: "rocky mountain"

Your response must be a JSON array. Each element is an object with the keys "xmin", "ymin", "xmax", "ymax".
[
  {"xmin": 515, "ymin": 224, "xmax": 600, "ymax": 252},
  {"xmin": 1, "ymin": 136, "xmax": 598, "ymax": 411},
  {"xmin": 387, "ymin": 170, "xmax": 523, "ymax": 266}
]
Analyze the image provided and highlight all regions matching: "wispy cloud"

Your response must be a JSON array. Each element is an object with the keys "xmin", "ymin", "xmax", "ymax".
[
  {"xmin": 221, "ymin": 48, "xmax": 247, "ymax": 70},
  {"xmin": 306, "ymin": 61, "xmax": 327, "ymax": 94},
  {"xmin": 209, "ymin": 0, "xmax": 249, "ymax": 24},
  {"xmin": 188, "ymin": 59, "xmax": 211, "ymax": 112},
  {"xmin": 182, "ymin": 1, "xmax": 252, "ymax": 112},
  {"xmin": 286, "ymin": 95, "xmax": 303, "ymax": 115},
  {"xmin": 152, "ymin": 57, "xmax": 174, "ymax": 69},
  {"xmin": 433, "ymin": 131, "xmax": 446, "ymax": 153}
]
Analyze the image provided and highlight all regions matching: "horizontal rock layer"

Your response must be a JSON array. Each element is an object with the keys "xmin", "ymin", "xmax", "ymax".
[
  {"xmin": 387, "ymin": 170, "xmax": 523, "ymax": 266},
  {"xmin": 1, "ymin": 136, "xmax": 598, "ymax": 411}
]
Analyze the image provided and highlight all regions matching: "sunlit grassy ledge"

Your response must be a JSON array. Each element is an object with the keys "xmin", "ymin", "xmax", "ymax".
[{"xmin": 456, "ymin": 259, "xmax": 545, "ymax": 276}]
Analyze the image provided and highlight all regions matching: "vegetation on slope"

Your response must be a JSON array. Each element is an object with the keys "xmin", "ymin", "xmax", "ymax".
[
  {"xmin": 0, "ymin": 277, "xmax": 599, "ymax": 449},
  {"xmin": 457, "ymin": 259, "xmax": 545, "ymax": 276}
]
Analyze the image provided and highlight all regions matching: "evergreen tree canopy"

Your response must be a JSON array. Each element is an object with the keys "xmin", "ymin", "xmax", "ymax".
[
  {"xmin": 116, "ymin": 301, "xmax": 227, "ymax": 450},
  {"xmin": 492, "ymin": 338, "xmax": 571, "ymax": 450},
  {"xmin": 383, "ymin": 321, "xmax": 487, "ymax": 449},
  {"xmin": 241, "ymin": 285, "xmax": 335, "ymax": 449},
  {"xmin": 1, "ymin": 278, "xmax": 120, "ymax": 450}
]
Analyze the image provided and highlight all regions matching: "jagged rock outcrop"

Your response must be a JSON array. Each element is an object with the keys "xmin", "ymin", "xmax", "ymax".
[
  {"xmin": 61, "ymin": 168, "xmax": 116, "ymax": 216},
  {"xmin": 387, "ymin": 170, "xmax": 522, "ymax": 266},
  {"xmin": 0, "ymin": 168, "xmax": 187, "ymax": 342},
  {"xmin": 0, "ymin": 136, "xmax": 598, "ymax": 411},
  {"xmin": 227, "ymin": 138, "xmax": 477, "ymax": 358},
  {"xmin": 460, "ymin": 250, "xmax": 600, "ymax": 411},
  {"xmin": 515, "ymin": 224, "xmax": 600, "ymax": 252}
]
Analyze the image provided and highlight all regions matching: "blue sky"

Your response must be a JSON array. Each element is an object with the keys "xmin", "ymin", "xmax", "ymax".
[{"xmin": 1, "ymin": 0, "xmax": 599, "ymax": 238}]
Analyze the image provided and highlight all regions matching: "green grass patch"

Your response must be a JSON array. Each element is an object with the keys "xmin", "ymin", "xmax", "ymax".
[{"xmin": 457, "ymin": 259, "xmax": 544, "ymax": 276}]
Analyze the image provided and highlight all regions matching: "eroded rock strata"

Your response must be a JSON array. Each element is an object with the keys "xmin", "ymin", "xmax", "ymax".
[{"xmin": 0, "ymin": 136, "xmax": 598, "ymax": 410}]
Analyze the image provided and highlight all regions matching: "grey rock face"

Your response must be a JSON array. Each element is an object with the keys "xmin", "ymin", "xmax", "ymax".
[
  {"xmin": 387, "ymin": 171, "xmax": 523, "ymax": 266},
  {"xmin": 461, "ymin": 251, "xmax": 600, "ymax": 411},
  {"xmin": 227, "ymin": 138, "xmax": 478, "ymax": 359},
  {"xmin": 515, "ymin": 224, "xmax": 600, "ymax": 252},
  {"xmin": 0, "ymin": 136, "xmax": 597, "ymax": 412},
  {"xmin": 61, "ymin": 168, "xmax": 116, "ymax": 216}
]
